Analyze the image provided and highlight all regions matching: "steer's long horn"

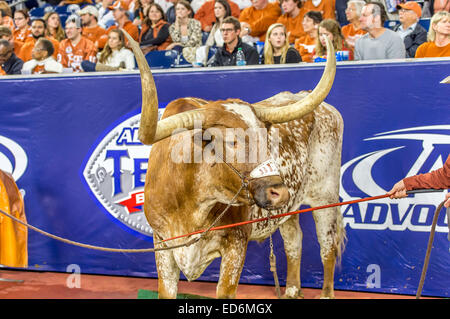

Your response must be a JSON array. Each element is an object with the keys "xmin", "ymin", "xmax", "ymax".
[
  {"xmin": 253, "ymin": 35, "xmax": 336, "ymax": 123},
  {"xmin": 123, "ymin": 30, "xmax": 206, "ymax": 144},
  {"xmin": 122, "ymin": 30, "xmax": 159, "ymax": 144}
]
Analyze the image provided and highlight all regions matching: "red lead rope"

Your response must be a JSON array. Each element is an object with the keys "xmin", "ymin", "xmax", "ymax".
[{"xmin": 162, "ymin": 193, "xmax": 391, "ymax": 243}]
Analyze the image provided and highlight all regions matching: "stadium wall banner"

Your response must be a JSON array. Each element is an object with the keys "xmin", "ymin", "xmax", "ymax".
[{"xmin": 0, "ymin": 59, "xmax": 449, "ymax": 297}]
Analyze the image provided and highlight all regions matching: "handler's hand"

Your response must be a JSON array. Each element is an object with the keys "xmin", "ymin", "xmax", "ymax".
[
  {"xmin": 387, "ymin": 180, "xmax": 407, "ymax": 199},
  {"xmin": 444, "ymin": 192, "xmax": 450, "ymax": 208}
]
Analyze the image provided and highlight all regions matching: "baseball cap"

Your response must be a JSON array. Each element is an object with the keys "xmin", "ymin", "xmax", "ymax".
[
  {"xmin": 397, "ymin": 1, "xmax": 422, "ymax": 18},
  {"xmin": 65, "ymin": 14, "xmax": 82, "ymax": 28},
  {"xmin": 108, "ymin": 1, "xmax": 126, "ymax": 10},
  {"xmin": 77, "ymin": 5, "xmax": 99, "ymax": 18}
]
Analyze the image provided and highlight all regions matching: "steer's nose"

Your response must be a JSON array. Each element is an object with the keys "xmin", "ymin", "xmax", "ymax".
[
  {"xmin": 249, "ymin": 177, "xmax": 290, "ymax": 210},
  {"xmin": 265, "ymin": 184, "xmax": 290, "ymax": 208}
]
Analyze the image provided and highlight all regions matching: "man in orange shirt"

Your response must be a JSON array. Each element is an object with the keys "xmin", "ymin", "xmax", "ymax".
[
  {"xmin": 0, "ymin": 25, "xmax": 21, "ymax": 55},
  {"xmin": 97, "ymin": 1, "xmax": 139, "ymax": 49},
  {"xmin": 18, "ymin": 19, "xmax": 59, "ymax": 62},
  {"xmin": 194, "ymin": 0, "xmax": 241, "ymax": 32},
  {"xmin": 239, "ymin": 0, "xmax": 281, "ymax": 42},
  {"xmin": 277, "ymin": 0, "xmax": 306, "ymax": 44},
  {"xmin": 12, "ymin": 9, "xmax": 31, "ymax": 47},
  {"xmin": 341, "ymin": 0, "xmax": 367, "ymax": 49},
  {"xmin": 78, "ymin": 5, "xmax": 107, "ymax": 47},
  {"xmin": 294, "ymin": 10, "xmax": 322, "ymax": 62},
  {"xmin": 57, "ymin": 16, "xmax": 97, "ymax": 72}
]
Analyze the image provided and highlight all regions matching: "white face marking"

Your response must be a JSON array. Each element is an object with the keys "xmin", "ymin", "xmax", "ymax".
[{"xmin": 222, "ymin": 102, "xmax": 261, "ymax": 130}]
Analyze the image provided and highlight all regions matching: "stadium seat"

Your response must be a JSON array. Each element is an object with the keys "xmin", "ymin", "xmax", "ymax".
[
  {"xmin": 29, "ymin": 6, "xmax": 45, "ymax": 18},
  {"xmin": 418, "ymin": 19, "xmax": 430, "ymax": 30},
  {"xmin": 59, "ymin": 13, "xmax": 69, "ymax": 26},
  {"xmin": 144, "ymin": 50, "xmax": 177, "ymax": 69},
  {"xmin": 172, "ymin": 52, "xmax": 193, "ymax": 68}
]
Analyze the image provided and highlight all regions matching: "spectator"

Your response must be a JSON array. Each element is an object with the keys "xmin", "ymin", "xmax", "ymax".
[
  {"xmin": 132, "ymin": 0, "xmax": 154, "ymax": 26},
  {"xmin": 98, "ymin": 1, "xmax": 140, "ymax": 49},
  {"xmin": 415, "ymin": 11, "xmax": 450, "ymax": 58},
  {"xmin": 239, "ymin": 0, "xmax": 281, "ymax": 42},
  {"xmin": 194, "ymin": 0, "xmax": 231, "ymax": 66},
  {"xmin": 13, "ymin": 9, "xmax": 31, "ymax": 47},
  {"xmin": 208, "ymin": 16, "xmax": 259, "ymax": 66},
  {"xmin": 387, "ymin": 155, "xmax": 450, "ymax": 208},
  {"xmin": 139, "ymin": 3, "xmax": 172, "ymax": 53},
  {"xmin": 262, "ymin": 23, "xmax": 302, "ymax": 64},
  {"xmin": 18, "ymin": 19, "xmax": 60, "ymax": 62},
  {"xmin": 0, "ymin": 1, "xmax": 14, "ymax": 31},
  {"xmin": 393, "ymin": 1, "xmax": 427, "ymax": 58},
  {"xmin": 0, "ymin": 26, "xmax": 21, "ymax": 55},
  {"xmin": 98, "ymin": 0, "xmax": 116, "ymax": 29},
  {"xmin": 276, "ymin": 0, "xmax": 305, "ymax": 44},
  {"xmin": 21, "ymin": 37, "xmax": 63, "ymax": 74},
  {"xmin": 302, "ymin": 0, "xmax": 335, "ymax": 20},
  {"xmin": 194, "ymin": 0, "xmax": 240, "ymax": 32},
  {"xmin": 43, "ymin": 12, "xmax": 66, "ymax": 42},
  {"xmin": 82, "ymin": 28, "xmax": 135, "ymax": 71},
  {"xmin": 314, "ymin": 18, "xmax": 353, "ymax": 61},
  {"xmin": 354, "ymin": 1, "xmax": 405, "ymax": 61},
  {"xmin": 0, "ymin": 39, "xmax": 23, "ymax": 75},
  {"xmin": 57, "ymin": 15, "xmax": 97, "ymax": 72},
  {"xmin": 341, "ymin": 0, "xmax": 366, "ymax": 50},
  {"xmin": 167, "ymin": 0, "xmax": 202, "ymax": 64},
  {"xmin": 294, "ymin": 10, "xmax": 322, "ymax": 62},
  {"xmin": 77, "ymin": 5, "xmax": 107, "ymax": 47}
]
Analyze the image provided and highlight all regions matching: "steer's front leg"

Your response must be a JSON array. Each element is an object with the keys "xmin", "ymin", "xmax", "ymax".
[
  {"xmin": 216, "ymin": 229, "xmax": 249, "ymax": 299},
  {"xmin": 154, "ymin": 233, "xmax": 180, "ymax": 299},
  {"xmin": 279, "ymin": 215, "xmax": 303, "ymax": 298}
]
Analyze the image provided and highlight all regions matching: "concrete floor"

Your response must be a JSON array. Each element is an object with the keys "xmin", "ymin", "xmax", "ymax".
[{"xmin": 0, "ymin": 269, "xmax": 434, "ymax": 299}]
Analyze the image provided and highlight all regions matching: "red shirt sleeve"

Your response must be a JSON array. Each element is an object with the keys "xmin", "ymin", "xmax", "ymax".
[{"xmin": 403, "ymin": 155, "xmax": 450, "ymax": 190}]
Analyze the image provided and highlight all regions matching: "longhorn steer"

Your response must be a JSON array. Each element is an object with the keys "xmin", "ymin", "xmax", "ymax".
[{"xmin": 124, "ymin": 32, "xmax": 345, "ymax": 299}]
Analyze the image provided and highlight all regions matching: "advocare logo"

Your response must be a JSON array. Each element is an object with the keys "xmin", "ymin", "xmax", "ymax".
[
  {"xmin": 82, "ymin": 110, "xmax": 165, "ymax": 236},
  {"xmin": 0, "ymin": 135, "xmax": 28, "ymax": 180},
  {"xmin": 340, "ymin": 125, "xmax": 450, "ymax": 233}
]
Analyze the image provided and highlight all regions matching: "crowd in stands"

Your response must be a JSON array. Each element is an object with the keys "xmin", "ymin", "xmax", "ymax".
[{"xmin": 0, "ymin": 0, "xmax": 449, "ymax": 75}]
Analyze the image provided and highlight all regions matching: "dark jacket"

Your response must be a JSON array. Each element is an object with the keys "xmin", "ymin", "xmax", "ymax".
[
  {"xmin": 139, "ymin": 20, "xmax": 171, "ymax": 50},
  {"xmin": 209, "ymin": 38, "xmax": 259, "ymax": 67},
  {"xmin": 166, "ymin": 6, "xmax": 176, "ymax": 24},
  {"xmin": 1, "ymin": 53, "xmax": 24, "ymax": 75},
  {"xmin": 394, "ymin": 23, "xmax": 428, "ymax": 58}
]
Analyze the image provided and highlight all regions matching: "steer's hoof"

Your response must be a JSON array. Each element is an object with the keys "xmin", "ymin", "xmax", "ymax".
[{"xmin": 281, "ymin": 287, "xmax": 303, "ymax": 299}]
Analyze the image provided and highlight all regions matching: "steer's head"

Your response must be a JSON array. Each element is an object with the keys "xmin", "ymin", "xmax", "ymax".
[{"xmin": 123, "ymin": 31, "xmax": 336, "ymax": 211}]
